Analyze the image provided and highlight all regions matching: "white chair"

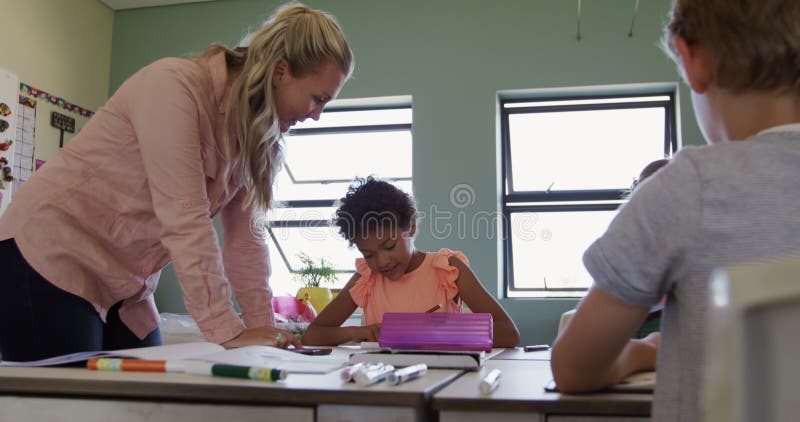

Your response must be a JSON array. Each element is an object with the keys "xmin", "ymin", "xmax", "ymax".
[{"xmin": 703, "ymin": 252, "xmax": 800, "ymax": 422}]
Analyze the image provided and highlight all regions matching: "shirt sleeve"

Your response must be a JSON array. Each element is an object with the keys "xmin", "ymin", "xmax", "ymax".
[
  {"xmin": 126, "ymin": 59, "xmax": 244, "ymax": 344},
  {"xmin": 583, "ymin": 151, "xmax": 703, "ymax": 306},
  {"xmin": 348, "ymin": 258, "xmax": 374, "ymax": 309},
  {"xmin": 220, "ymin": 188, "xmax": 275, "ymax": 329},
  {"xmin": 431, "ymin": 248, "xmax": 467, "ymax": 306}
]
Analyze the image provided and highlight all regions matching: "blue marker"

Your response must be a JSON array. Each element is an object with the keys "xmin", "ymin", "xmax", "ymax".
[
  {"xmin": 387, "ymin": 363, "xmax": 428, "ymax": 385},
  {"xmin": 354, "ymin": 364, "xmax": 395, "ymax": 387}
]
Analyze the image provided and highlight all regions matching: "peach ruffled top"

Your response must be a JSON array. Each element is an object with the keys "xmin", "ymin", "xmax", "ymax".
[{"xmin": 349, "ymin": 248, "xmax": 467, "ymax": 326}]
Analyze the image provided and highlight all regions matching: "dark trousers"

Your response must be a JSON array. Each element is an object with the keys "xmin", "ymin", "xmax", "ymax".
[{"xmin": 0, "ymin": 238, "xmax": 161, "ymax": 362}]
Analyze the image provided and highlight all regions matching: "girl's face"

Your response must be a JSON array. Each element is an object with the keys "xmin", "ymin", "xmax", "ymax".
[
  {"xmin": 272, "ymin": 59, "xmax": 347, "ymax": 133},
  {"xmin": 354, "ymin": 223, "xmax": 419, "ymax": 281}
]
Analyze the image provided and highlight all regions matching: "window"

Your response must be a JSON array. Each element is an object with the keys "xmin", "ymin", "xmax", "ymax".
[
  {"xmin": 266, "ymin": 98, "xmax": 413, "ymax": 296},
  {"xmin": 501, "ymin": 90, "xmax": 677, "ymax": 297}
]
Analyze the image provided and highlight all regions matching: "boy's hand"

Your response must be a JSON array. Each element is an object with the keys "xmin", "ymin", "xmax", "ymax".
[
  {"xmin": 350, "ymin": 324, "xmax": 381, "ymax": 342},
  {"xmin": 640, "ymin": 331, "xmax": 661, "ymax": 349}
]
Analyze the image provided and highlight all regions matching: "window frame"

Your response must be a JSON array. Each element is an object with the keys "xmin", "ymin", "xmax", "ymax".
[
  {"xmin": 500, "ymin": 91, "xmax": 678, "ymax": 296},
  {"xmin": 267, "ymin": 103, "xmax": 413, "ymax": 277}
]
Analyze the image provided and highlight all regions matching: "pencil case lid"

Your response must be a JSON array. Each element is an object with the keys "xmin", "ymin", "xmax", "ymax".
[{"xmin": 378, "ymin": 312, "xmax": 493, "ymax": 352}]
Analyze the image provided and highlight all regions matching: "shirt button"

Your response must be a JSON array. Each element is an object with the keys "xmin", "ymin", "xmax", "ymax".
[{"xmin": 182, "ymin": 200, "xmax": 191, "ymax": 208}]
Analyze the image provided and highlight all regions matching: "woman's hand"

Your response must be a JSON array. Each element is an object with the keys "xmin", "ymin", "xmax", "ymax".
[
  {"xmin": 222, "ymin": 326, "xmax": 302, "ymax": 349},
  {"xmin": 349, "ymin": 324, "xmax": 381, "ymax": 342}
]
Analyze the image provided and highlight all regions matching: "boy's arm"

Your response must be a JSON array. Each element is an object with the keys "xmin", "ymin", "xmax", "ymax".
[
  {"xmin": 300, "ymin": 274, "xmax": 380, "ymax": 345},
  {"xmin": 450, "ymin": 257, "xmax": 521, "ymax": 348},
  {"xmin": 551, "ymin": 285, "xmax": 656, "ymax": 393}
]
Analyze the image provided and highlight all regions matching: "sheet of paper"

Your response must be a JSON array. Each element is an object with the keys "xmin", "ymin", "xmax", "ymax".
[{"xmin": 197, "ymin": 345, "xmax": 347, "ymax": 374}]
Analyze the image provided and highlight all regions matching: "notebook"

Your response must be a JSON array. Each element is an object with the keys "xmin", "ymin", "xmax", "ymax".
[
  {"xmin": 545, "ymin": 371, "xmax": 656, "ymax": 394},
  {"xmin": 348, "ymin": 349, "xmax": 488, "ymax": 370}
]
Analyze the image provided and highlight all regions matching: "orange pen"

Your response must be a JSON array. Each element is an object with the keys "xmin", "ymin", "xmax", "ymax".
[{"xmin": 87, "ymin": 358, "xmax": 181, "ymax": 373}]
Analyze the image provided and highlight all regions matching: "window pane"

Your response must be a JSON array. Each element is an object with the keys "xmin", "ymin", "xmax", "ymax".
[
  {"xmin": 284, "ymin": 130, "xmax": 411, "ymax": 182},
  {"xmin": 270, "ymin": 225, "xmax": 360, "ymax": 272},
  {"xmin": 265, "ymin": 236, "xmax": 354, "ymax": 294},
  {"xmin": 509, "ymin": 210, "xmax": 617, "ymax": 295},
  {"xmin": 508, "ymin": 107, "xmax": 665, "ymax": 192},
  {"xmin": 272, "ymin": 177, "xmax": 412, "ymax": 202},
  {"xmin": 268, "ymin": 207, "xmax": 337, "ymax": 222}
]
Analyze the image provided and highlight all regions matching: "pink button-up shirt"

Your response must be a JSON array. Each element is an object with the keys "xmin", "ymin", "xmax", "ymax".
[{"xmin": 0, "ymin": 52, "xmax": 274, "ymax": 344}]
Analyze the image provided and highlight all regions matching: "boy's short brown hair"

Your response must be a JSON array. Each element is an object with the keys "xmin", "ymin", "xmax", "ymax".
[{"xmin": 662, "ymin": 0, "xmax": 800, "ymax": 95}]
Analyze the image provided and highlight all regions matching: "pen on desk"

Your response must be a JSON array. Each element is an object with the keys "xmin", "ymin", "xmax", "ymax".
[
  {"xmin": 183, "ymin": 361, "xmax": 287, "ymax": 382},
  {"xmin": 354, "ymin": 364, "xmax": 395, "ymax": 387},
  {"xmin": 424, "ymin": 304, "xmax": 441, "ymax": 313},
  {"xmin": 479, "ymin": 368, "xmax": 502, "ymax": 395},
  {"xmin": 87, "ymin": 358, "xmax": 184, "ymax": 373},
  {"xmin": 523, "ymin": 344, "xmax": 551, "ymax": 352},
  {"xmin": 387, "ymin": 363, "xmax": 428, "ymax": 386}
]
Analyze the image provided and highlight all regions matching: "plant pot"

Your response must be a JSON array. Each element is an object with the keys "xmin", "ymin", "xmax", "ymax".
[{"xmin": 296, "ymin": 287, "xmax": 333, "ymax": 314}]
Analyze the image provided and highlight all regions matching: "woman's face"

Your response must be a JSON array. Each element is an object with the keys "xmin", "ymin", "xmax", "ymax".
[
  {"xmin": 272, "ymin": 59, "xmax": 347, "ymax": 133},
  {"xmin": 353, "ymin": 223, "xmax": 418, "ymax": 281}
]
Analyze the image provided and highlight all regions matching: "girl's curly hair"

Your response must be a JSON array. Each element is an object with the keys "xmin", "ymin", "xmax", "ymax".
[{"xmin": 334, "ymin": 176, "xmax": 417, "ymax": 244}]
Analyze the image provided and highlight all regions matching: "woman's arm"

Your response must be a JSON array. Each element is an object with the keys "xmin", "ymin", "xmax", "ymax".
[
  {"xmin": 449, "ymin": 256, "xmax": 520, "ymax": 348},
  {"xmin": 551, "ymin": 285, "xmax": 655, "ymax": 393},
  {"xmin": 301, "ymin": 274, "xmax": 381, "ymax": 345},
  {"xmin": 221, "ymin": 189, "xmax": 274, "ymax": 329},
  {"xmin": 130, "ymin": 60, "xmax": 245, "ymax": 345}
]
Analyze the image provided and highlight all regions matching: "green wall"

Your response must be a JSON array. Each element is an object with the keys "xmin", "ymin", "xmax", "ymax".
[
  {"xmin": 109, "ymin": 0, "xmax": 701, "ymax": 345},
  {"xmin": 2, "ymin": 0, "xmax": 114, "ymax": 161}
]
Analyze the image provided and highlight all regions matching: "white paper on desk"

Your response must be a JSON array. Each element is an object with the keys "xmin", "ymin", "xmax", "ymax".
[
  {"xmin": 0, "ymin": 342, "xmax": 225, "ymax": 367},
  {"xmin": 197, "ymin": 345, "xmax": 347, "ymax": 374}
]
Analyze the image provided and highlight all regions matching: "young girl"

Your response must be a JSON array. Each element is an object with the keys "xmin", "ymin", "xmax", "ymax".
[{"xmin": 301, "ymin": 177, "xmax": 520, "ymax": 348}]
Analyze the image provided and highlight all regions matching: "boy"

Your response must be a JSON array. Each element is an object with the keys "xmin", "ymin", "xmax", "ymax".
[{"xmin": 551, "ymin": 1, "xmax": 800, "ymax": 421}]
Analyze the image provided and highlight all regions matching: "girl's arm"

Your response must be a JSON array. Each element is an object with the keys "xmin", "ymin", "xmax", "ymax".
[
  {"xmin": 449, "ymin": 256, "xmax": 520, "ymax": 348},
  {"xmin": 300, "ymin": 274, "xmax": 381, "ymax": 345},
  {"xmin": 550, "ymin": 285, "xmax": 655, "ymax": 393}
]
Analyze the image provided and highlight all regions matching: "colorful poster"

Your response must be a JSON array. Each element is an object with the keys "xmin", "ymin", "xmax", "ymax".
[
  {"xmin": 12, "ymin": 96, "xmax": 36, "ymax": 196},
  {"xmin": 0, "ymin": 66, "xmax": 19, "ymax": 215}
]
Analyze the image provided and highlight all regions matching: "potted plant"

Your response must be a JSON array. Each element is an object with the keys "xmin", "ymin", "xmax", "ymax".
[{"xmin": 294, "ymin": 252, "xmax": 337, "ymax": 313}]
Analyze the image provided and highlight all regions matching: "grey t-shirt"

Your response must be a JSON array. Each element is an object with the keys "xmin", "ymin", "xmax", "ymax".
[{"xmin": 583, "ymin": 128, "xmax": 800, "ymax": 422}]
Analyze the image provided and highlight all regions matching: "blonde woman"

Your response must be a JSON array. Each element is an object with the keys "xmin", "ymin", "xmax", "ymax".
[{"xmin": 0, "ymin": 2, "xmax": 353, "ymax": 362}]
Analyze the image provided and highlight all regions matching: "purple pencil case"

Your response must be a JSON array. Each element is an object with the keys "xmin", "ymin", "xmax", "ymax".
[{"xmin": 378, "ymin": 312, "xmax": 494, "ymax": 352}]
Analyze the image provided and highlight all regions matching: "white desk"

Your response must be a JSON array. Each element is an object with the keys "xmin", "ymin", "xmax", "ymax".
[
  {"xmin": 433, "ymin": 360, "xmax": 652, "ymax": 422},
  {"xmin": 0, "ymin": 363, "xmax": 460, "ymax": 422},
  {"xmin": 0, "ymin": 347, "xmax": 653, "ymax": 422}
]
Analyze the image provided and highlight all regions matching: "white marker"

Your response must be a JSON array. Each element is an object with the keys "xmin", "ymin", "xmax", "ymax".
[
  {"xmin": 354, "ymin": 364, "xmax": 395, "ymax": 387},
  {"xmin": 479, "ymin": 368, "xmax": 502, "ymax": 394},
  {"xmin": 341, "ymin": 362, "xmax": 384, "ymax": 382},
  {"xmin": 387, "ymin": 364, "xmax": 428, "ymax": 386}
]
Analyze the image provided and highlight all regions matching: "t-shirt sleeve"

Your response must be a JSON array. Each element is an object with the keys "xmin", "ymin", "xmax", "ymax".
[
  {"xmin": 432, "ymin": 248, "xmax": 468, "ymax": 304},
  {"xmin": 583, "ymin": 151, "xmax": 703, "ymax": 306},
  {"xmin": 348, "ymin": 258, "xmax": 373, "ymax": 309}
]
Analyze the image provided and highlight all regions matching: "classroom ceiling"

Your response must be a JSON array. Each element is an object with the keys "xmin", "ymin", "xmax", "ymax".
[{"xmin": 100, "ymin": 0, "xmax": 214, "ymax": 10}]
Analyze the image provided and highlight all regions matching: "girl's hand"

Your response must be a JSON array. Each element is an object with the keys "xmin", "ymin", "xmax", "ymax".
[
  {"xmin": 350, "ymin": 324, "xmax": 381, "ymax": 342},
  {"xmin": 222, "ymin": 326, "xmax": 302, "ymax": 349}
]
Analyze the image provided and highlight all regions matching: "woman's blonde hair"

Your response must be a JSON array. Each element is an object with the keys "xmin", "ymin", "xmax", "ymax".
[
  {"xmin": 204, "ymin": 2, "xmax": 353, "ymax": 213},
  {"xmin": 661, "ymin": 0, "xmax": 800, "ymax": 95}
]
